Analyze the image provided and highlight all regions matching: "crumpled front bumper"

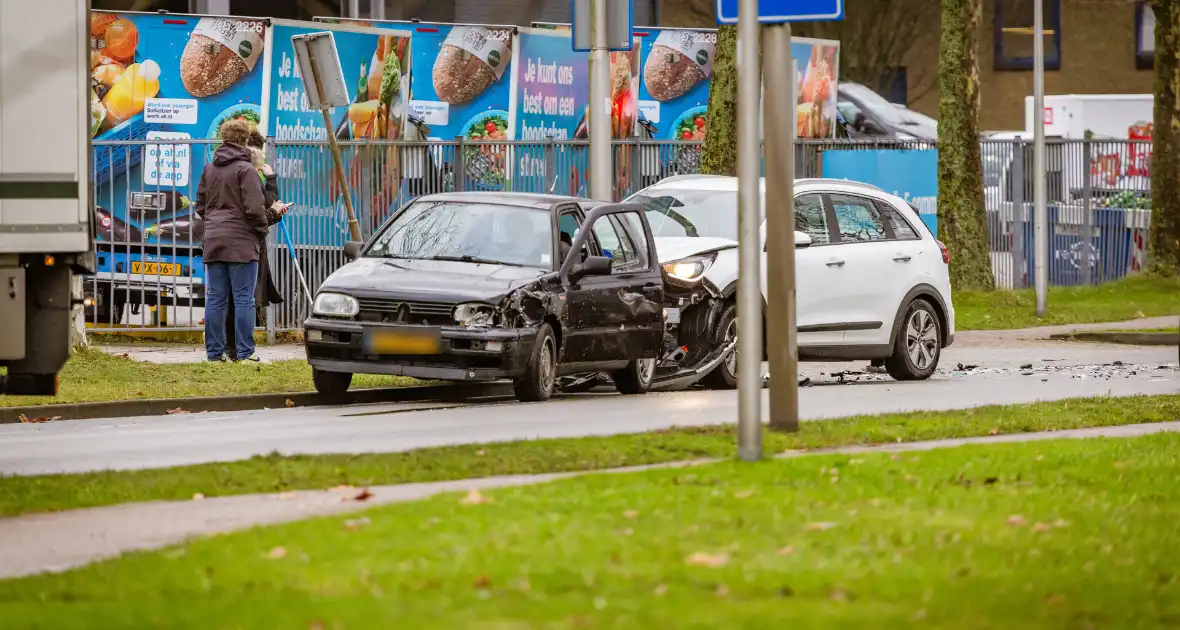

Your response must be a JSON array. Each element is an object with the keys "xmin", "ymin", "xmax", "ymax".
[{"xmin": 304, "ymin": 317, "xmax": 537, "ymax": 382}]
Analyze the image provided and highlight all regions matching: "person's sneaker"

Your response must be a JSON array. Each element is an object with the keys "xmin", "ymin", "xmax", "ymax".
[
  {"xmin": 209, "ymin": 355, "xmax": 229, "ymax": 363},
  {"xmin": 237, "ymin": 354, "xmax": 261, "ymax": 364}
]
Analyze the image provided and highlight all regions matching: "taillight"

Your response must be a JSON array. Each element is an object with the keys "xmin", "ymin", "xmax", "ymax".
[{"xmin": 937, "ymin": 240, "xmax": 950, "ymax": 264}]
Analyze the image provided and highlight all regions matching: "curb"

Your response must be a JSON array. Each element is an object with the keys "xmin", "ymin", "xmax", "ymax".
[
  {"xmin": 1049, "ymin": 331, "xmax": 1180, "ymax": 346},
  {"xmin": 0, "ymin": 381, "xmax": 514, "ymax": 424}
]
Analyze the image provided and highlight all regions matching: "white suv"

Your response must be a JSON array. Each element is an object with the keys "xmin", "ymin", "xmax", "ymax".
[{"xmin": 627, "ymin": 175, "xmax": 956, "ymax": 386}]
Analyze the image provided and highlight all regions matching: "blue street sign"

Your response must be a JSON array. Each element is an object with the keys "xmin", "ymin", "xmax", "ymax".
[{"xmin": 715, "ymin": 0, "xmax": 844, "ymax": 24}]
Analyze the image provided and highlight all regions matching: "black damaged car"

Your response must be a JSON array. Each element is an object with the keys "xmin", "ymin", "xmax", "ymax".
[{"xmin": 304, "ymin": 193, "xmax": 669, "ymax": 402}]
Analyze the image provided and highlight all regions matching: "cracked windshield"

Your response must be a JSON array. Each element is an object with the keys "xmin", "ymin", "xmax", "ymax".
[{"xmin": 366, "ymin": 201, "xmax": 553, "ymax": 268}]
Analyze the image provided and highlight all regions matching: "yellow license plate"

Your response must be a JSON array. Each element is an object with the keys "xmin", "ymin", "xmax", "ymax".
[
  {"xmin": 131, "ymin": 261, "xmax": 181, "ymax": 276},
  {"xmin": 366, "ymin": 328, "xmax": 441, "ymax": 355}
]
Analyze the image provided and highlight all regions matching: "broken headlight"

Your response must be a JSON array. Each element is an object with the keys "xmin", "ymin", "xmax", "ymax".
[
  {"xmin": 453, "ymin": 302, "xmax": 497, "ymax": 327},
  {"xmin": 312, "ymin": 292, "xmax": 359, "ymax": 318},
  {"xmin": 662, "ymin": 252, "xmax": 716, "ymax": 282}
]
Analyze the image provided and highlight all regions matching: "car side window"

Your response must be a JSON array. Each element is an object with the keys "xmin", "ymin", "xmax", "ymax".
[
  {"xmin": 618, "ymin": 212, "xmax": 652, "ymax": 270},
  {"xmin": 794, "ymin": 194, "xmax": 831, "ymax": 245},
  {"xmin": 558, "ymin": 211, "xmax": 591, "ymax": 263},
  {"xmin": 877, "ymin": 201, "xmax": 920, "ymax": 240},
  {"xmin": 830, "ymin": 194, "xmax": 891, "ymax": 243},
  {"xmin": 592, "ymin": 216, "xmax": 644, "ymax": 274}
]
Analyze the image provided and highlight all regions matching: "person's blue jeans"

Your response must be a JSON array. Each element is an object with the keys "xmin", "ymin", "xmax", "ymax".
[{"xmin": 205, "ymin": 261, "xmax": 258, "ymax": 360}]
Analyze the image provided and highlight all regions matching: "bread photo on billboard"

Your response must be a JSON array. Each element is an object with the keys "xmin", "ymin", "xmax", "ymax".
[
  {"xmin": 180, "ymin": 18, "xmax": 265, "ymax": 98},
  {"xmin": 643, "ymin": 30, "xmax": 714, "ymax": 102},
  {"xmin": 432, "ymin": 26, "xmax": 512, "ymax": 104}
]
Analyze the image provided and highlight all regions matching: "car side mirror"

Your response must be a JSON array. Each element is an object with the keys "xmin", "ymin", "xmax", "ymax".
[
  {"xmin": 343, "ymin": 241, "xmax": 364, "ymax": 261},
  {"xmin": 568, "ymin": 255, "xmax": 613, "ymax": 283},
  {"xmin": 795, "ymin": 231, "xmax": 813, "ymax": 248}
]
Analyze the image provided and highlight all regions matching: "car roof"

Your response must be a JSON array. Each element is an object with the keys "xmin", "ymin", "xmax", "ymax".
[
  {"xmin": 638, "ymin": 175, "xmax": 885, "ymax": 195},
  {"xmin": 413, "ymin": 191, "xmax": 596, "ymax": 210}
]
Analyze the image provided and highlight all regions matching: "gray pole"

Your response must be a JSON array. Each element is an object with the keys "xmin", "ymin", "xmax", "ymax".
[
  {"xmin": 348, "ymin": 0, "xmax": 361, "ymax": 20},
  {"xmin": 372, "ymin": 0, "xmax": 386, "ymax": 20},
  {"xmin": 588, "ymin": 0, "xmax": 613, "ymax": 201},
  {"xmin": 1033, "ymin": 0, "xmax": 1048, "ymax": 315},
  {"xmin": 736, "ymin": 0, "xmax": 763, "ymax": 460},
  {"xmin": 762, "ymin": 24, "xmax": 798, "ymax": 433}
]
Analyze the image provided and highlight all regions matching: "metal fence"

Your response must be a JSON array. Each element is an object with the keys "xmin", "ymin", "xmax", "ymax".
[{"xmin": 84, "ymin": 137, "xmax": 1154, "ymax": 333}]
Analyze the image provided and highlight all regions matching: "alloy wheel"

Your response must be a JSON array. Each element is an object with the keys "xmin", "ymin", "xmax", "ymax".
[{"xmin": 905, "ymin": 309, "xmax": 939, "ymax": 370}]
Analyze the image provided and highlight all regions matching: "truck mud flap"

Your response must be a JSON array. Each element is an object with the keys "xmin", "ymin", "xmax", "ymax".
[{"xmin": 650, "ymin": 339, "xmax": 737, "ymax": 392}]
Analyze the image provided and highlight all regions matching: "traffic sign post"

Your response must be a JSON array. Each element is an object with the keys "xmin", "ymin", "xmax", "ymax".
[
  {"xmin": 719, "ymin": 0, "xmax": 843, "ymax": 459},
  {"xmin": 573, "ymin": 0, "xmax": 634, "ymax": 201}
]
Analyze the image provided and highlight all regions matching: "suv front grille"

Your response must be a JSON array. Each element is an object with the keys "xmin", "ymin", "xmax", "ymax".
[{"xmin": 356, "ymin": 298, "xmax": 455, "ymax": 326}]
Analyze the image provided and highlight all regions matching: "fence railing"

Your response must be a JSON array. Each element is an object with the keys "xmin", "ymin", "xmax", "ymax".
[{"xmin": 84, "ymin": 137, "xmax": 1154, "ymax": 333}]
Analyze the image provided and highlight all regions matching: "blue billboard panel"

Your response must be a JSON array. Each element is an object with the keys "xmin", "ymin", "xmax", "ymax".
[{"xmin": 820, "ymin": 149, "xmax": 939, "ymax": 235}]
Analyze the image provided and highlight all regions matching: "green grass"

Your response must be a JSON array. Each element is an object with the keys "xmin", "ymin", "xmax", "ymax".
[
  {"xmin": 0, "ymin": 349, "xmax": 418, "ymax": 409},
  {"xmin": 955, "ymin": 274, "xmax": 1180, "ymax": 330},
  {"xmin": 2, "ymin": 394, "xmax": 1178, "ymax": 518},
  {"xmin": 1091, "ymin": 327, "xmax": 1179, "ymax": 334},
  {"xmin": 4, "ymin": 433, "xmax": 1180, "ymax": 628}
]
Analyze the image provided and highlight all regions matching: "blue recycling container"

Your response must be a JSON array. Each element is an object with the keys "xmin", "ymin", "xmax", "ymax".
[{"xmin": 1021, "ymin": 206, "xmax": 1134, "ymax": 287}]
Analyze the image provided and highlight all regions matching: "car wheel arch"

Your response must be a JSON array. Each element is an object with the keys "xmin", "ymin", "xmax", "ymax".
[{"xmin": 888, "ymin": 284, "xmax": 951, "ymax": 348}]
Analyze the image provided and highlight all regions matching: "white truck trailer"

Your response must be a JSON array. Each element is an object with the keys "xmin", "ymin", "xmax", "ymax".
[{"xmin": 0, "ymin": 1, "xmax": 96, "ymax": 395}]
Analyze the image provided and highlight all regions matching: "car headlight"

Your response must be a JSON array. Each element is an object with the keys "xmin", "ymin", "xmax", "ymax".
[
  {"xmin": 453, "ymin": 302, "xmax": 496, "ymax": 327},
  {"xmin": 312, "ymin": 292, "xmax": 359, "ymax": 318},
  {"xmin": 662, "ymin": 253, "xmax": 716, "ymax": 282}
]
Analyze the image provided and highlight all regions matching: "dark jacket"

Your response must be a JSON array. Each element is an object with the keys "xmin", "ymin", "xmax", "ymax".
[
  {"xmin": 258, "ymin": 172, "xmax": 284, "ymax": 307},
  {"xmin": 196, "ymin": 144, "xmax": 268, "ymax": 263}
]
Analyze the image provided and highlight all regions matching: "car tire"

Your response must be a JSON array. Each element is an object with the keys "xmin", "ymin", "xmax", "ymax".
[
  {"xmin": 701, "ymin": 301, "xmax": 739, "ymax": 390},
  {"xmin": 885, "ymin": 299, "xmax": 942, "ymax": 381},
  {"xmin": 312, "ymin": 368, "xmax": 353, "ymax": 395},
  {"xmin": 613, "ymin": 358, "xmax": 656, "ymax": 395},
  {"xmin": 513, "ymin": 323, "xmax": 558, "ymax": 402}
]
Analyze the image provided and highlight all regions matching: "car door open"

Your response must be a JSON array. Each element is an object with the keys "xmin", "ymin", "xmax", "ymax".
[{"xmin": 560, "ymin": 203, "xmax": 664, "ymax": 365}]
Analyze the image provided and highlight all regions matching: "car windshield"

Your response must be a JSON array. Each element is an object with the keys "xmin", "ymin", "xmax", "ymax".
[
  {"xmin": 365, "ymin": 200, "xmax": 553, "ymax": 268},
  {"xmin": 629, "ymin": 189, "xmax": 738, "ymax": 240}
]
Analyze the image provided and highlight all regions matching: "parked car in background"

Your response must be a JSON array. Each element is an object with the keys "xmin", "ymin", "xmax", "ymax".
[
  {"xmin": 836, "ymin": 82, "xmax": 938, "ymax": 142},
  {"xmin": 627, "ymin": 175, "xmax": 957, "ymax": 385}
]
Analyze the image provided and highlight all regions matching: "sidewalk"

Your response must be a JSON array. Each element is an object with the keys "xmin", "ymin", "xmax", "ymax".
[
  {"xmin": 3, "ymin": 421, "xmax": 1177, "ymax": 580},
  {"xmin": 97, "ymin": 317, "xmax": 1179, "ymax": 364}
]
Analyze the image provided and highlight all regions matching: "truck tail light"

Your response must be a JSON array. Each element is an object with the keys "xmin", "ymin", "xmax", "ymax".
[{"xmin": 937, "ymin": 240, "xmax": 950, "ymax": 264}]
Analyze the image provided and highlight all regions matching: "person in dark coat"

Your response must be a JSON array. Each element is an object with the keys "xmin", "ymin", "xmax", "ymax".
[
  {"xmin": 224, "ymin": 134, "xmax": 287, "ymax": 359},
  {"xmin": 196, "ymin": 118, "xmax": 269, "ymax": 362}
]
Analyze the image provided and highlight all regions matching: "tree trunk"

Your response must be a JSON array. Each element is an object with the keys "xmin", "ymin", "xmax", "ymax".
[
  {"xmin": 700, "ymin": 25, "xmax": 739, "ymax": 176},
  {"xmin": 936, "ymin": 0, "xmax": 994, "ymax": 291},
  {"xmin": 1150, "ymin": 0, "xmax": 1180, "ymax": 277}
]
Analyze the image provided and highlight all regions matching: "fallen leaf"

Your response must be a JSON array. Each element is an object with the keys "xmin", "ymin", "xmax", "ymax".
[
  {"xmin": 285, "ymin": 399, "xmax": 296, "ymax": 408},
  {"xmin": 830, "ymin": 587, "xmax": 849, "ymax": 602},
  {"xmin": 685, "ymin": 551, "xmax": 730, "ymax": 568},
  {"xmin": 460, "ymin": 489, "xmax": 492, "ymax": 505},
  {"xmin": 267, "ymin": 546, "xmax": 288, "ymax": 559},
  {"xmin": 806, "ymin": 522, "xmax": 839, "ymax": 531},
  {"xmin": 1053, "ymin": 518, "xmax": 1070, "ymax": 528},
  {"xmin": 715, "ymin": 584, "xmax": 729, "ymax": 597},
  {"xmin": 734, "ymin": 490, "xmax": 755, "ymax": 499},
  {"xmin": 17, "ymin": 415, "xmax": 51, "ymax": 424},
  {"xmin": 344, "ymin": 517, "xmax": 371, "ymax": 531},
  {"xmin": 989, "ymin": 427, "xmax": 1001, "ymax": 436},
  {"xmin": 1032, "ymin": 522, "xmax": 1052, "ymax": 533},
  {"xmin": 623, "ymin": 510, "xmax": 639, "ymax": 519},
  {"xmin": 118, "ymin": 353, "xmax": 131, "ymax": 359},
  {"xmin": 653, "ymin": 583, "xmax": 668, "ymax": 596},
  {"xmin": 473, "ymin": 575, "xmax": 493, "ymax": 589},
  {"xmin": 192, "ymin": 493, "xmax": 205, "ymax": 501},
  {"xmin": 475, "ymin": 449, "xmax": 486, "ymax": 456},
  {"xmin": 166, "ymin": 408, "xmax": 189, "ymax": 415},
  {"xmin": 778, "ymin": 544, "xmax": 796, "ymax": 556},
  {"xmin": 1045, "ymin": 594, "xmax": 1066, "ymax": 605},
  {"xmin": 1007, "ymin": 514, "xmax": 1028, "ymax": 527},
  {"xmin": 352, "ymin": 488, "xmax": 374, "ymax": 502},
  {"xmin": 278, "ymin": 492, "xmax": 298, "ymax": 500}
]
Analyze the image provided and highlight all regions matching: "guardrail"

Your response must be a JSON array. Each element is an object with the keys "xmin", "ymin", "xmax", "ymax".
[{"xmin": 84, "ymin": 137, "xmax": 1154, "ymax": 333}]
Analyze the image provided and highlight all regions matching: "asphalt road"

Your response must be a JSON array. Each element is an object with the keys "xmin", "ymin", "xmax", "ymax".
[{"xmin": 2, "ymin": 336, "xmax": 1176, "ymax": 477}]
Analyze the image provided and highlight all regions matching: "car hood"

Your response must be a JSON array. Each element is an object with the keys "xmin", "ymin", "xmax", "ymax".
[
  {"xmin": 654, "ymin": 237, "xmax": 738, "ymax": 263},
  {"xmin": 320, "ymin": 257, "xmax": 548, "ymax": 303}
]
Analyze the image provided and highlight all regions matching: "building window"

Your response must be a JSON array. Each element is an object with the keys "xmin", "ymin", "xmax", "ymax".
[
  {"xmin": 1137, "ymin": 1, "xmax": 1154, "ymax": 70},
  {"xmin": 994, "ymin": 0, "xmax": 1061, "ymax": 71}
]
